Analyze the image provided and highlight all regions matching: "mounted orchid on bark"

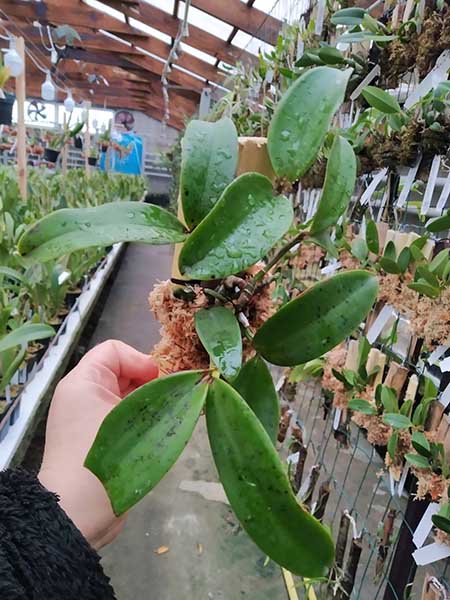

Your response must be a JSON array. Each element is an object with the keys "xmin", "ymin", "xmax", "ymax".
[{"xmin": 17, "ymin": 66, "xmax": 379, "ymax": 577}]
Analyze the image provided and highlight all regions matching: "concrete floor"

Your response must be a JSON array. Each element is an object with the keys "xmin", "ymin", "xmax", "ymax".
[{"xmin": 90, "ymin": 243, "xmax": 287, "ymax": 600}]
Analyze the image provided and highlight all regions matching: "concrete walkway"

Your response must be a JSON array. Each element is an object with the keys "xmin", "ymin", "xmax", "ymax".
[{"xmin": 91, "ymin": 243, "xmax": 286, "ymax": 600}]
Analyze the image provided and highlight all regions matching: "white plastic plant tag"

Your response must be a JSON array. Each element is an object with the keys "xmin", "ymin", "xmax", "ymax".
[
  {"xmin": 397, "ymin": 465, "xmax": 409, "ymax": 497},
  {"xmin": 421, "ymin": 156, "xmax": 441, "ymax": 216},
  {"xmin": 298, "ymin": 469, "xmax": 313, "ymax": 499},
  {"xmin": 321, "ymin": 261, "xmax": 341, "ymax": 275},
  {"xmin": 439, "ymin": 383, "xmax": 450, "ymax": 409},
  {"xmin": 439, "ymin": 356, "xmax": 450, "ymax": 373},
  {"xmin": 5, "ymin": 385, "xmax": 11, "ymax": 404},
  {"xmin": 428, "ymin": 345, "xmax": 448, "ymax": 366},
  {"xmin": 367, "ymin": 305, "xmax": 396, "ymax": 344},
  {"xmin": 314, "ymin": 0, "xmax": 326, "ymax": 36},
  {"xmin": 389, "ymin": 472, "xmax": 396, "ymax": 496},
  {"xmin": 402, "ymin": 0, "xmax": 415, "ymax": 22},
  {"xmin": 436, "ymin": 170, "xmax": 450, "ymax": 214},
  {"xmin": 333, "ymin": 408, "xmax": 342, "ymax": 431},
  {"xmin": 396, "ymin": 161, "xmax": 421, "ymax": 208},
  {"xmin": 57, "ymin": 270, "xmax": 71, "ymax": 286},
  {"xmin": 350, "ymin": 65, "xmax": 380, "ymax": 101},
  {"xmin": 275, "ymin": 374, "xmax": 286, "ymax": 392},
  {"xmin": 413, "ymin": 543, "xmax": 450, "ymax": 566},
  {"xmin": 360, "ymin": 169, "xmax": 388, "ymax": 206},
  {"xmin": 413, "ymin": 503, "xmax": 439, "ymax": 549},
  {"xmin": 404, "ymin": 51, "xmax": 450, "ymax": 109},
  {"xmin": 287, "ymin": 451, "xmax": 299, "ymax": 466}
]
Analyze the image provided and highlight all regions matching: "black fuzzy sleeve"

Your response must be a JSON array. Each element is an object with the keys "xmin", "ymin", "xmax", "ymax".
[{"xmin": 0, "ymin": 469, "xmax": 116, "ymax": 600}]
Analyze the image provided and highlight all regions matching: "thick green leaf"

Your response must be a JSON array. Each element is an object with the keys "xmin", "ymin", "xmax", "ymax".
[
  {"xmin": 426, "ymin": 212, "xmax": 450, "ymax": 233},
  {"xmin": 379, "ymin": 257, "xmax": 401, "ymax": 274},
  {"xmin": 416, "ymin": 265, "xmax": 439, "ymax": 288},
  {"xmin": 351, "ymin": 238, "xmax": 369, "ymax": 262},
  {"xmin": 429, "ymin": 248, "xmax": 449, "ymax": 278},
  {"xmin": 400, "ymin": 399, "xmax": 413, "ymax": 417},
  {"xmin": 268, "ymin": 66, "xmax": 351, "ymax": 181},
  {"xmin": 0, "ymin": 323, "xmax": 55, "ymax": 353},
  {"xmin": 432, "ymin": 514, "xmax": 450, "ymax": 535},
  {"xmin": 381, "ymin": 386, "xmax": 398, "ymax": 413},
  {"xmin": 383, "ymin": 413, "xmax": 412, "ymax": 429},
  {"xmin": 407, "ymin": 281, "xmax": 440, "ymax": 298},
  {"xmin": 310, "ymin": 135, "xmax": 356, "ymax": 234},
  {"xmin": 405, "ymin": 453, "xmax": 430, "ymax": 470},
  {"xmin": 0, "ymin": 266, "xmax": 26, "ymax": 284},
  {"xmin": 397, "ymin": 247, "xmax": 411, "ymax": 273},
  {"xmin": 18, "ymin": 202, "xmax": 187, "ymax": 263},
  {"xmin": 233, "ymin": 356, "xmax": 280, "ymax": 444},
  {"xmin": 195, "ymin": 307, "xmax": 242, "ymax": 380},
  {"xmin": 384, "ymin": 240, "xmax": 396, "ymax": 261},
  {"xmin": 206, "ymin": 379, "xmax": 334, "ymax": 576},
  {"xmin": 362, "ymin": 86, "xmax": 402, "ymax": 114},
  {"xmin": 85, "ymin": 371, "xmax": 207, "ymax": 515},
  {"xmin": 178, "ymin": 173, "xmax": 293, "ymax": 279},
  {"xmin": 318, "ymin": 46, "xmax": 345, "ymax": 65},
  {"xmin": 331, "ymin": 7, "xmax": 367, "ymax": 25},
  {"xmin": 253, "ymin": 270, "xmax": 378, "ymax": 366},
  {"xmin": 366, "ymin": 220, "xmax": 379, "ymax": 254},
  {"xmin": 180, "ymin": 118, "xmax": 238, "ymax": 228},
  {"xmin": 387, "ymin": 432, "xmax": 398, "ymax": 460},
  {"xmin": 411, "ymin": 431, "xmax": 431, "ymax": 457},
  {"xmin": 338, "ymin": 32, "xmax": 396, "ymax": 43},
  {"xmin": 348, "ymin": 398, "xmax": 377, "ymax": 415}
]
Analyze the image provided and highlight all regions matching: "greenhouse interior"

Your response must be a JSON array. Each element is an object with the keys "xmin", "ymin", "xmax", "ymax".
[{"xmin": 1, "ymin": 0, "xmax": 450, "ymax": 598}]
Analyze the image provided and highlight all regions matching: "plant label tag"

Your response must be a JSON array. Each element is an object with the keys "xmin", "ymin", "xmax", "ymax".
[
  {"xmin": 315, "ymin": 0, "xmax": 326, "ymax": 36},
  {"xmin": 421, "ymin": 156, "xmax": 441, "ymax": 216},
  {"xmin": 389, "ymin": 472, "xmax": 396, "ymax": 496},
  {"xmin": 439, "ymin": 357, "xmax": 450, "ymax": 373},
  {"xmin": 360, "ymin": 169, "xmax": 388, "ymax": 206},
  {"xmin": 57, "ymin": 270, "xmax": 71, "ymax": 286},
  {"xmin": 402, "ymin": 0, "xmax": 415, "ymax": 22},
  {"xmin": 350, "ymin": 65, "xmax": 380, "ymax": 101},
  {"xmin": 404, "ymin": 51, "xmax": 450, "ymax": 109},
  {"xmin": 321, "ymin": 261, "xmax": 341, "ymax": 275},
  {"xmin": 413, "ymin": 503, "xmax": 440, "ymax": 549},
  {"xmin": 439, "ymin": 383, "xmax": 450, "ymax": 408},
  {"xmin": 287, "ymin": 451, "xmax": 299, "ymax": 465},
  {"xmin": 413, "ymin": 543, "xmax": 450, "ymax": 566},
  {"xmin": 333, "ymin": 408, "xmax": 342, "ymax": 431},
  {"xmin": 397, "ymin": 465, "xmax": 409, "ymax": 497},
  {"xmin": 428, "ymin": 345, "xmax": 448, "ymax": 366},
  {"xmin": 5, "ymin": 385, "xmax": 11, "ymax": 404},
  {"xmin": 396, "ymin": 160, "xmax": 421, "ymax": 208},
  {"xmin": 367, "ymin": 305, "xmax": 396, "ymax": 344},
  {"xmin": 436, "ymin": 170, "xmax": 450, "ymax": 214}
]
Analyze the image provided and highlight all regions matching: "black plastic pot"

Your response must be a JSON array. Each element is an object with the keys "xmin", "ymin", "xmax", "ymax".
[
  {"xmin": 44, "ymin": 147, "xmax": 60, "ymax": 163},
  {"xmin": 65, "ymin": 289, "xmax": 82, "ymax": 309},
  {"xmin": 88, "ymin": 156, "xmax": 98, "ymax": 166},
  {"xmin": 101, "ymin": 143, "xmax": 108, "ymax": 153},
  {"xmin": 74, "ymin": 136, "xmax": 83, "ymax": 150},
  {"xmin": 0, "ymin": 93, "xmax": 15, "ymax": 125}
]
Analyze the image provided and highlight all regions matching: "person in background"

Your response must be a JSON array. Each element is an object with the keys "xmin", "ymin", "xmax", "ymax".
[{"xmin": 0, "ymin": 340, "xmax": 158, "ymax": 600}]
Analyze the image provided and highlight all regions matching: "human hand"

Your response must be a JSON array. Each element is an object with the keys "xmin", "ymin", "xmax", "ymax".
[{"xmin": 39, "ymin": 340, "xmax": 158, "ymax": 550}]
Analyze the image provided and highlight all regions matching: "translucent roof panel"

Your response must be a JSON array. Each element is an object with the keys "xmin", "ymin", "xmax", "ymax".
[
  {"xmin": 232, "ymin": 30, "xmax": 273, "ymax": 56},
  {"xmin": 179, "ymin": 1, "xmax": 234, "ymax": 39},
  {"xmin": 83, "ymin": 0, "xmax": 126, "ymax": 22},
  {"xmin": 181, "ymin": 43, "xmax": 217, "ymax": 65},
  {"xmin": 129, "ymin": 17, "xmax": 172, "ymax": 44},
  {"xmin": 251, "ymin": 0, "xmax": 278, "ymax": 11},
  {"xmin": 140, "ymin": 0, "xmax": 174, "ymax": 15}
]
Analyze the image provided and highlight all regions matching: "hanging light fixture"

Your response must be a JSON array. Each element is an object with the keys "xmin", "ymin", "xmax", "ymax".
[
  {"xmin": 4, "ymin": 38, "xmax": 24, "ymax": 77},
  {"xmin": 64, "ymin": 89, "xmax": 75, "ymax": 112},
  {"xmin": 41, "ymin": 71, "xmax": 56, "ymax": 101}
]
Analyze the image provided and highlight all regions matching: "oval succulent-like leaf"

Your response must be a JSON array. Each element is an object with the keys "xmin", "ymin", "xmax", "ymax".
[
  {"xmin": 233, "ymin": 356, "xmax": 280, "ymax": 444},
  {"xmin": 268, "ymin": 67, "xmax": 352, "ymax": 181},
  {"xmin": 379, "ymin": 257, "xmax": 401, "ymax": 274},
  {"xmin": 18, "ymin": 202, "xmax": 187, "ymax": 263},
  {"xmin": 387, "ymin": 432, "xmax": 398, "ymax": 460},
  {"xmin": 180, "ymin": 118, "xmax": 238, "ymax": 228},
  {"xmin": 178, "ymin": 173, "xmax": 293, "ymax": 280},
  {"xmin": 310, "ymin": 136, "xmax": 356, "ymax": 234},
  {"xmin": 195, "ymin": 306, "xmax": 242, "ymax": 380},
  {"xmin": 432, "ymin": 514, "xmax": 450, "ymax": 535},
  {"xmin": 426, "ymin": 212, "xmax": 450, "ymax": 232},
  {"xmin": 405, "ymin": 453, "xmax": 430, "ymax": 470},
  {"xmin": 206, "ymin": 379, "xmax": 334, "ymax": 576},
  {"xmin": 382, "ymin": 413, "xmax": 411, "ymax": 429},
  {"xmin": 362, "ymin": 86, "xmax": 401, "ymax": 114},
  {"xmin": 253, "ymin": 270, "xmax": 378, "ymax": 366},
  {"xmin": 411, "ymin": 431, "xmax": 431, "ymax": 457},
  {"xmin": 348, "ymin": 397, "xmax": 377, "ymax": 415},
  {"xmin": 407, "ymin": 281, "xmax": 440, "ymax": 298},
  {"xmin": 85, "ymin": 371, "xmax": 207, "ymax": 515},
  {"xmin": 331, "ymin": 7, "xmax": 367, "ymax": 25},
  {"xmin": 0, "ymin": 323, "xmax": 55, "ymax": 353}
]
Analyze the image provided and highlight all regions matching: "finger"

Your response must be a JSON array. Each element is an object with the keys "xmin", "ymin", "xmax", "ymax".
[{"xmin": 79, "ymin": 340, "xmax": 158, "ymax": 385}]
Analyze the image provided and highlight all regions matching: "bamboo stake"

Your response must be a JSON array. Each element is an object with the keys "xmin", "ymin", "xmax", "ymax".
[
  {"xmin": 62, "ymin": 112, "xmax": 68, "ymax": 175},
  {"xmin": 384, "ymin": 363, "xmax": 409, "ymax": 395},
  {"xmin": 15, "ymin": 37, "xmax": 27, "ymax": 200}
]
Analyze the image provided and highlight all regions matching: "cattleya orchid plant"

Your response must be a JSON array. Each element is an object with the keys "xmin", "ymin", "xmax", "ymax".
[{"xmin": 17, "ymin": 66, "xmax": 380, "ymax": 577}]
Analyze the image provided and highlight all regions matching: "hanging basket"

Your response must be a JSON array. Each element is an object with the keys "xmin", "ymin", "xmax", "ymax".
[
  {"xmin": 44, "ymin": 148, "xmax": 60, "ymax": 163},
  {"xmin": 88, "ymin": 156, "xmax": 98, "ymax": 166},
  {"xmin": 0, "ymin": 94, "xmax": 15, "ymax": 126},
  {"xmin": 74, "ymin": 136, "xmax": 83, "ymax": 150}
]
